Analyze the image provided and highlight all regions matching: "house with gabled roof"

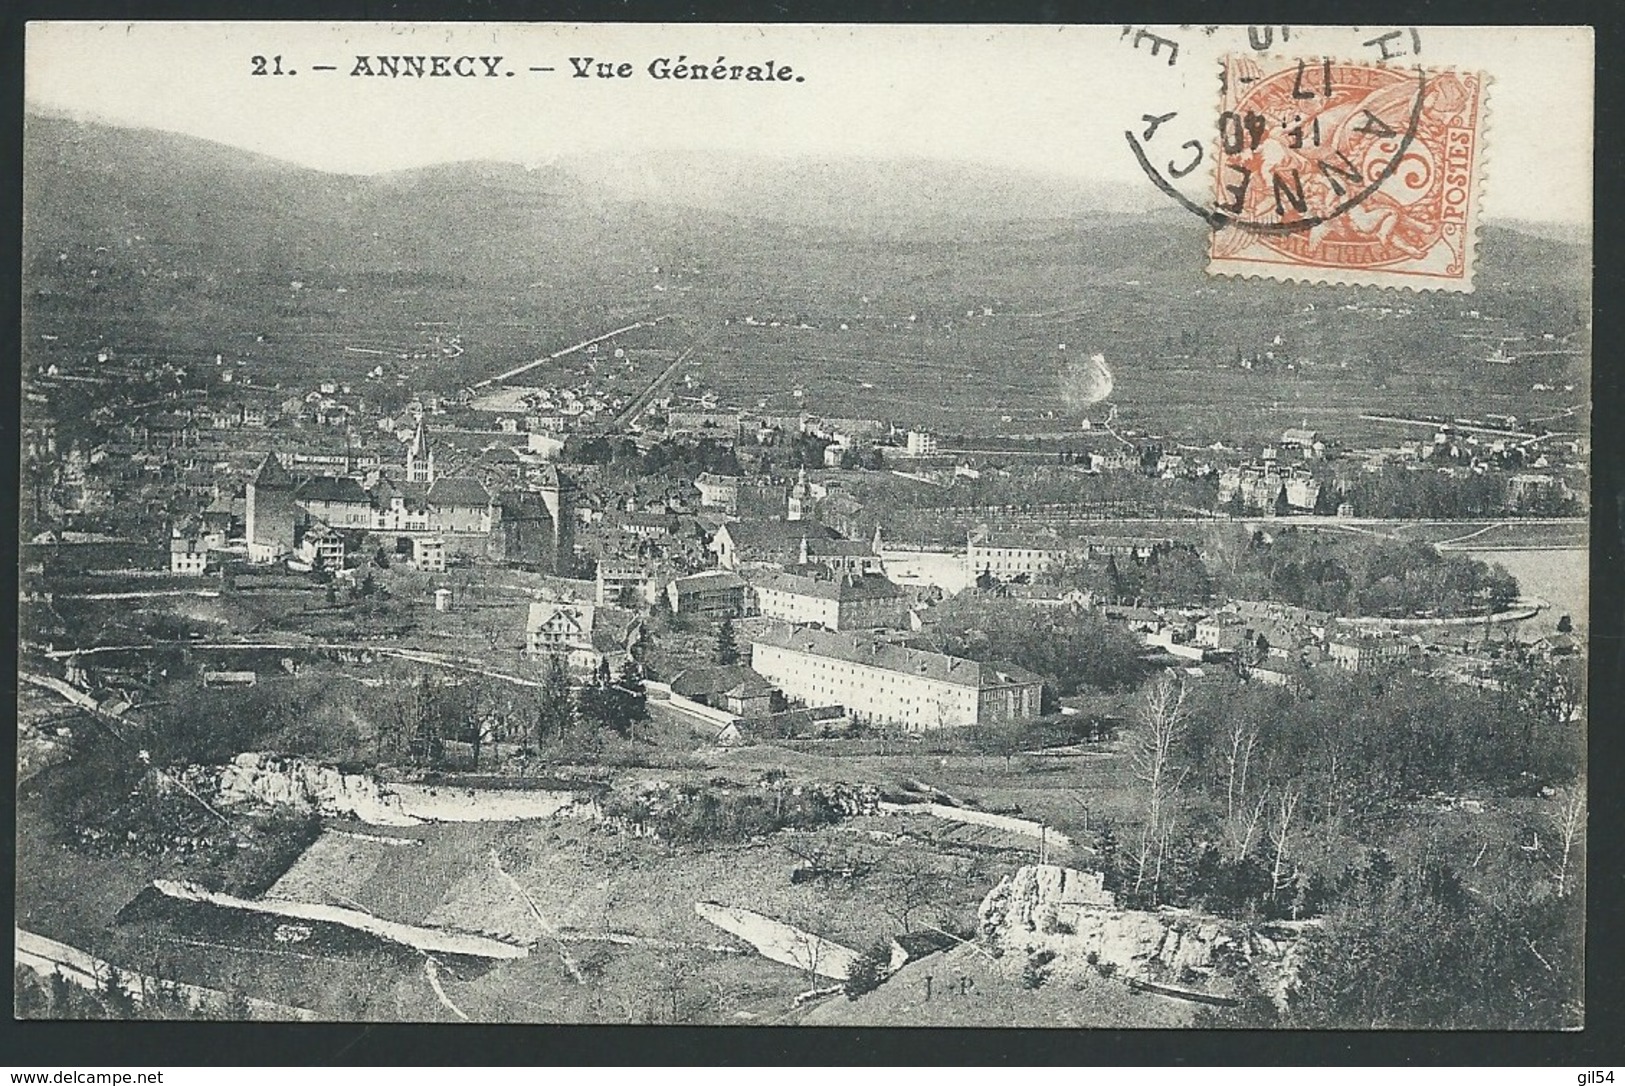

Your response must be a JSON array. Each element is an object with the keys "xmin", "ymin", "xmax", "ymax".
[
  {"xmin": 748, "ymin": 568, "xmax": 908, "ymax": 631},
  {"xmin": 295, "ymin": 475, "xmax": 374, "ymax": 530},
  {"xmin": 709, "ymin": 518, "xmax": 839, "ymax": 570},
  {"xmin": 426, "ymin": 476, "xmax": 494, "ymax": 534},
  {"xmin": 669, "ymin": 664, "xmax": 777, "ymax": 718},
  {"xmin": 666, "ymin": 570, "xmax": 750, "ymax": 618},
  {"xmin": 525, "ymin": 600, "xmax": 644, "ymax": 674}
]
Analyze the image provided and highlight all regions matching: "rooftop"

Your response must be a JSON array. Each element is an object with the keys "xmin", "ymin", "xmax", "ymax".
[
  {"xmin": 750, "ymin": 569, "xmax": 904, "ymax": 602},
  {"xmin": 717, "ymin": 519, "xmax": 839, "ymax": 549},
  {"xmin": 295, "ymin": 476, "xmax": 371, "ymax": 505},
  {"xmin": 802, "ymin": 537, "xmax": 878, "ymax": 557},
  {"xmin": 749, "ymin": 624, "xmax": 1042, "ymax": 690},
  {"xmin": 670, "ymin": 664, "xmax": 772, "ymax": 700},
  {"xmin": 427, "ymin": 476, "xmax": 493, "ymax": 508},
  {"xmin": 250, "ymin": 452, "xmax": 294, "ymax": 489},
  {"xmin": 671, "ymin": 570, "xmax": 748, "ymax": 590}
]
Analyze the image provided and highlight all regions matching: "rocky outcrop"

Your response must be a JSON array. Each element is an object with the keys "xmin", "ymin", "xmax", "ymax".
[
  {"xmin": 978, "ymin": 864, "xmax": 1310, "ymax": 1005},
  {"xmin": 391, "ymin": 784, "xmax": 598, "ymax": 823},
  {"xmin": 695, "ymin": 901, "xmax": 861, "ymax": 980},
  {"xmin": 153, "ymin": 880, "xmax": 529, "ymax": 960},
  {"xmin": 202, "ymin": 753, "xmax": 422, "ymax": 826}
]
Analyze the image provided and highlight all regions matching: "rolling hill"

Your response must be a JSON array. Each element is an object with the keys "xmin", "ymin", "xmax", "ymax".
[{"xmin": 22, "ymin": 113, "xmax": 1590, "ymax": 437}]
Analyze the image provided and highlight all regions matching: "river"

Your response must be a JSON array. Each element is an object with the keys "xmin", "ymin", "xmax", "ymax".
[{"xmin": 1458, "ymin": 547, "xmax": 1589, "ymax": 637}]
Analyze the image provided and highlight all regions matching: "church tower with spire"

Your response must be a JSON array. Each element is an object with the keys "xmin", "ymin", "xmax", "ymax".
[
  {"xmin": 405, "ymin": 416, "xmax": 436, "ymax": 484},
  {"xmin": 787, "ymin": 467, "xmax": 811, "ymax": 522}
]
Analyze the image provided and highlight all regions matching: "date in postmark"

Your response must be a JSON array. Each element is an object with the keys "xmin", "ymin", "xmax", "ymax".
[{"xmin": 1205, "ymin": 55, "xmax": 1487, "ymax": 291}]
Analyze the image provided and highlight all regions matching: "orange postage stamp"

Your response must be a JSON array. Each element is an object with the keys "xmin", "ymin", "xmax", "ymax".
[{"xmin": 1206, "ymin": 55, "xmax": 1487, "ymax": 291}]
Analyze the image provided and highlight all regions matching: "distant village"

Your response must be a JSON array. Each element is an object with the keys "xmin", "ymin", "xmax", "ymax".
[{"xmin": 17, "ymin": 331, "xmax": 1587, "ymax": 739}]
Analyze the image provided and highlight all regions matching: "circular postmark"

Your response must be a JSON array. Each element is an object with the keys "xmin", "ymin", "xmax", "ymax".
[
  {"xmin": 1117, "ymin": 27, "xmax": 1455, "ymax": 235},
  {"xmin": 1129, "ymin": 57, "xmax": 1428, "ymax": 239},
  {"xmin": 1117, "ymin": 27, "xmax": 1487, "ymax": 287},
  {"xmin": 1215, "ymin": 60, "xmax": 1483, "ymax": 269}
]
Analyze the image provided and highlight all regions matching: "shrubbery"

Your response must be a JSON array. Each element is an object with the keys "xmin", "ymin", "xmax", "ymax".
[
  {"xmin": 843, "ymin": 941, "xmax": 895, "ymax": 1000},
  {"xmin": 603, "ymin": 781, "xmax": 845, "ymax": 843}
]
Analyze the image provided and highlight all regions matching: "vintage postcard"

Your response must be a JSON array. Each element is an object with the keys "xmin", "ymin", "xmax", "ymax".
[{"xmin": 17, "ymin": 23, "xmax": 1590, "ymax": 1029}]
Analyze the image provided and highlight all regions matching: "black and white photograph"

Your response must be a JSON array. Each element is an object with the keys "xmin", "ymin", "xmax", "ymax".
[{"xmin": 15, "ymin": 22, "xmax": 1591, "ymax": 1030}]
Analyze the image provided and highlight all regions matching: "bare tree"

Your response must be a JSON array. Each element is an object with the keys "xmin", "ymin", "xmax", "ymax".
[
  {"xmin": 1131, "ymin": 673, "xmax": 1188, "ymax": 900},
  {"xmin": 876, "ymin": 851, "xmax": 948, "ymax": 934},
  {"xmin": 1269, "ymin": 785, "xmax": 1301, "ymax": 903},
  {"xmin": 1224, "ymin": 710, "xmax": 1260, "ymax": 858},
  {"xmin": 785, "ymin": 903, "xmax": 841, "ymax": 986},
  {"xmin": 653, "ymin": 951, "xmax": 706, "ymax": 1023},
  {"xmin": 1232, "ymin": 793, "xmax": 1267, "ymax": 863},
  {"xmin": 1548, "ymin": 783, "xmax": 1586, "ymax": 899},
  {"xmin": 377, "ymin": 669, "xmax": 428, "ymax": 763}
]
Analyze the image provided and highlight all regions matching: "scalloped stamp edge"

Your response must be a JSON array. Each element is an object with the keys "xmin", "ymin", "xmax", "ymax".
[{"xmin": 1203, "ymin": 54, "xmax": 1492, "ymax": 294}]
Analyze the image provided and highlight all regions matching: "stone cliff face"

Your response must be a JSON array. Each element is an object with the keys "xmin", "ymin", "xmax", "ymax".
[
  {"xmin": 205, "ymin": 753, "xmax": 422, "ymax": 826},
  {"xmin": 978, "ymin": 864, "xmax": 1311, "ymax": 1005}
]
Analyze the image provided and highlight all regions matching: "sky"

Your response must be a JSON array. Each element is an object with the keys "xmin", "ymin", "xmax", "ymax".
[{"xmin": 25, "ymin": 22, "xmax": 1594, "ymax": 224}]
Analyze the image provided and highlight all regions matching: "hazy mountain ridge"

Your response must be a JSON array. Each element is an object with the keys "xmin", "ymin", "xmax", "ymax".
[{"xmin": 23, "ymin": 114, "xmax": 1588, "ymax": 333}]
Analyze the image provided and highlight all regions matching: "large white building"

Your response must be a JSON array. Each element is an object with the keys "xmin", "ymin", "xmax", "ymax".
[
  {"xmin": 748, "ymin": 569, "xmax": 908, "ymax": 631},
  {"xmin": 967, "ymin": 534, "xmax": 1067, "ymax": 579},
  {"xmin": 747, "ymin": 625, "xmax": 1044, "ymax": 731}
]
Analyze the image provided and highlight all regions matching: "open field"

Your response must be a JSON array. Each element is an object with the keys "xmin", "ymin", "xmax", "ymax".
[
  {"xmin": 801, "ymin": 943, "xmax": 1197, "ymax": 1028},
  {"xmin": 1381, "ymin": 520, "xmax": 1588, "ymax": 548},
  {"xmin": 23, "ymin": 117, "xmax": 1587, "ymax": 451}
]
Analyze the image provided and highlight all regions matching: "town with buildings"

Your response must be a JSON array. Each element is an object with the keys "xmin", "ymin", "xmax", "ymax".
[
  {"xmin": 18, "ymin": 288, "xmax": 1589, "ymax": 1030},
  {"xmin": 22, "ymin": 351, "xmax": 1586, "ymax": 713},
  {"xmin": 15, "ymin": 30, "xmax": 1590, "ymax": 1036}
]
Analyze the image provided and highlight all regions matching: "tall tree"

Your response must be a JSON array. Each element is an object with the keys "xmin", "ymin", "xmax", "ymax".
[
  {"xmin": 533, "ymin": 654, "xmax": 575, "ymax": 750},
  {"xmin": 1130, "ymin": 674, "xmax": 1189, "ymax": 902},
  {"xmin": 715, "ymin": 616, "xmax": 740, "ymax": 666},
  {"xmin": 614, "ymin": 661, "xmax": 649, "ymax": 742}
]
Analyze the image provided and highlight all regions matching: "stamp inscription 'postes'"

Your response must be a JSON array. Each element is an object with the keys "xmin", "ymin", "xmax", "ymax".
[{"xmin": 1208, "ymin": 55, "xmax": 1486, "ymax": 290}]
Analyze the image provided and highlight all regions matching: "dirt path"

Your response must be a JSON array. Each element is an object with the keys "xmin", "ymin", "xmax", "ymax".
[
  {"xmin": 488, "ymin": 848, "xmax": 587, "ymax": 985},
  {"xmin": 423, "ymin": 958, "xmax": 469, "ymax": 1020}
]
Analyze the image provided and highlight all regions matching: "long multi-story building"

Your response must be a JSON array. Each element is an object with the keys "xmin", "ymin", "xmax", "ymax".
[
  {"xmin": 966, "ymin": 531, "xmax": 1189, "ymax": 580},
  {"xmin": 966, "ymin": 533, "xmax": 1067, "ymax": 579},
  {"xmin": 747, "ymin": 625, "xmax": 1044, "ymax": 731},
  {"xmin": 666, "ymin": 570, "xmax": 750, "ymax": 618},
  {"xmin": 748, "ymin": 569, "xmax": 908, "ymax": 631},
  {"xmin": 1327, "ymin": 634, "xmax": 1420, "ymax": 672}
]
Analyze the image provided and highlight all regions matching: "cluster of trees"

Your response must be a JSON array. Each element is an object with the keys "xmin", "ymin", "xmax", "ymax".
[
  {"xmin": 376, "ymin": 657, "xmax": 650, "ymax": 767},
  {"xmin": 1204, "ymin": 528, "xmax": 1520, "ymax": 618},
  {"xmin": 837, "ymin": 445, "xmax": 886, "ymax": 471},
  {"xmin": 761, "ymin": 431, "xmax": 834, "ymax": 470},
  {"xmin": 971, "ymin": 525, "xmax": 1518, "ymax": 618},
  {"xmin": 1104, "ymin": 665, "xmax": 1585, "ymax": 1027},
  {"xmin": 1282, "ymin": 848, "xmax": 1584, "ymax": 1028},
  {"xmin": 1341, "ymin": 465, "xmax": 1581, "ymax": 519},
  {"xmin": 14, "ymin": 964, "xmax": 258, "ymax": 1021},
  {"xmin": 565, "ymin": 435, "xmax": 742, "ymax": 480},
  {"xmin": 917, "ymin": 595, "xmax": 1152, "ymax": 701},
  {"xmin": 1188, "ymin": 661, "xmax": 1578, "ymax": 833},
  {"xmin": 1056, "ymin": 548, "xmax": 1215, "ymax": 607},
  {"xmin": 71, "ymin": 656, "xmax": 655, "ymax": 783},
  {"xmin": 45, "ymin": 708, "xmax": 323, "ymax": 892}
]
